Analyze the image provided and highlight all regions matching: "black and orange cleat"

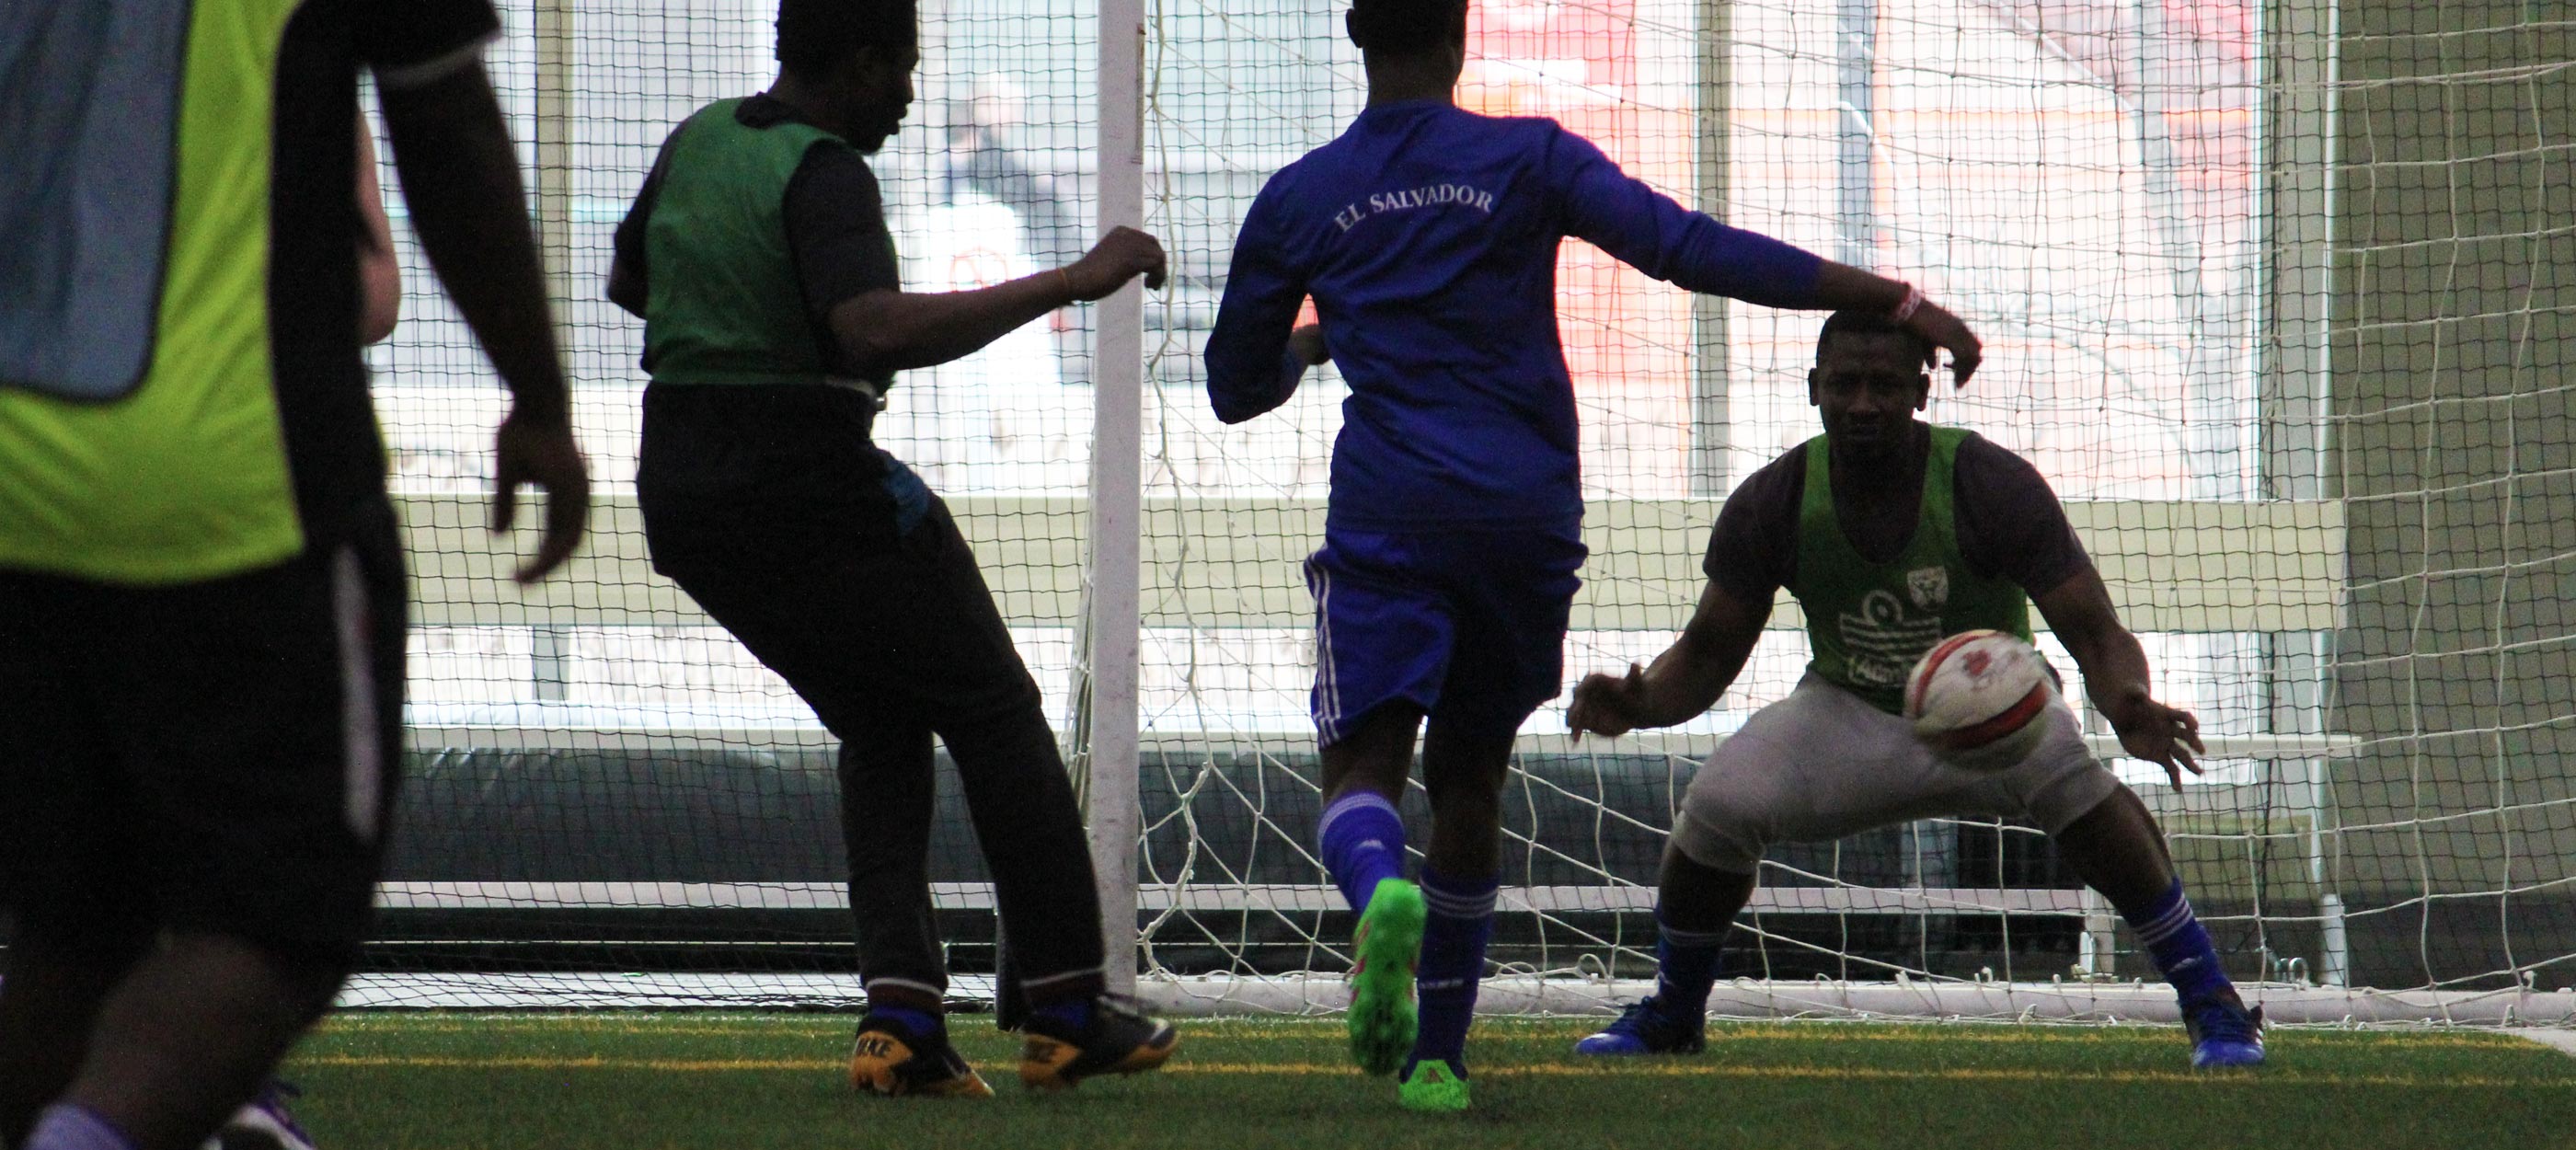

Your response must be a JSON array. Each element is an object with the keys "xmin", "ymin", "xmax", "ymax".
[
  {"xmin": 1016, "ymin": 995, "xmax": 1179, "ymax": 1091},
  {"xmin": 848, "ymin": 1017, "xmax": 995, "ymax": 1098}
]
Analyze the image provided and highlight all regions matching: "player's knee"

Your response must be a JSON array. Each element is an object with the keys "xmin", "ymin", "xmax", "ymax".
[{"xmin": 1674, "ymin": 764, "xmax": 1782, "ymax": 875}]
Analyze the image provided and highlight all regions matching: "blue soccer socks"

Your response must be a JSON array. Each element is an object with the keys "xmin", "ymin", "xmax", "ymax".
[
  {"xmin": 2119, "ymin": 877, "xmax": 2229, "ymax": 1003},
  {"xmin": 1650, "ymin": 907, "xmax": 1727, "ymax": 1020},
  {"xmin": 1319, "ymin": 790, "xmax": 1408, "ymax": 914},
  {"xmin": 1574, "ymin": 906, "xmax": 1719, "ymax": 1056},
  {"xmin": 1409, "ymin": 868, "xmax": 1498, "ymax": 1073}
]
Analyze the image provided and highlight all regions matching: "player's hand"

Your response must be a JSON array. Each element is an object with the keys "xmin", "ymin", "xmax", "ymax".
[
  {"xmin": 1568, "ymin": 663, "xmax": 1653, "ymax": 738},
  {"xmin": 1903, "ymin": 300, "xmax": 1982, "ymax": 387},
  {"xmin": 2108, "ymin": 689, "xmax": 2205, "ymax": 788},
  {"xmin": 491, "ymin": 406, "xmax": 591, "ymax": 584},
  {"xmin": 1289, "ymin": 323, "xmax": 1330, "ymax": 367},
  {"xmin": 1063, "ymin": 225, "xmax": 1167, "ymax": 299}
]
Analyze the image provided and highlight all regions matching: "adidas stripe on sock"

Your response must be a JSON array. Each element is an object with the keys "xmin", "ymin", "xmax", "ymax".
[
  {"xmin": 1411, "ymin": 868, "xmax": 1499, "ymax": 1069},
  {"xmin": 2118, "ymin": 877, "xmax": 2228, "ymax": 1000},
  {"xmin": 1652, "ymin": 909, "xmax": 1727, "ymax": 1019},
  {"xmin": 1317, "ymin": 790, "xmax": 1407, "ymax": 914}
]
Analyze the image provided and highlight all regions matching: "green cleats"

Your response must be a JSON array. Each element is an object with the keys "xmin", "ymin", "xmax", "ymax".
[
  {"xmin": 1397, "ymin": 1058, "xmax": 1470, "ymax": 1112},
  {"xmin": 1347, "ymin": 878, "xmax": 1426, "ymax": 1076}
]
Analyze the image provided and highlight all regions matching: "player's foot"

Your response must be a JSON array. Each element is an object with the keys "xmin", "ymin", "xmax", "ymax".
[
  {"xmin": 203, "ymin": 1080, "xmax": 316, "ymax": 1150},
  {"xmin": 1396, "ymin": 1056, "xmax": 1470, "ymax": 1112},
  {"xmin": 1348, "ymin": 877, "xmax": 1426, "ymax": 1076},
  {"xmin": 849, "ymin": 1016, "xmax": 995, "ymax": 1098},
  {"xmin": 2182, "ymin": 986, "xmax": 2266, "ymax": 1069},
  {"xmin": 1572, "ymin": 995, "xmax": 1708, "ymax": 1056},
  {"xmin": 1017, "ymin": 995, "xmax": 1179, "ymax": 1090}
]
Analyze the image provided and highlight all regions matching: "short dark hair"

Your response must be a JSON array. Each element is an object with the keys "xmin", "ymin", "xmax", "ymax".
[
  {"xmin": 776, "ymin": 0, "xmax": 916, "ymax": 75},
  {"xmin": 1348, "ymin": 0, "xmax": 1469, "ymax": 56},
  {"xmin": 1815, "ymin": 307, "xmax": 1933, "ymax": 367}
]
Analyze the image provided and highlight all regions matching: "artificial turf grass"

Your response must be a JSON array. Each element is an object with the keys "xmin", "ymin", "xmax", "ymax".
[{"xmin": 283, "ymin": 1014, "xmax": 2576, "ymax": 1150}]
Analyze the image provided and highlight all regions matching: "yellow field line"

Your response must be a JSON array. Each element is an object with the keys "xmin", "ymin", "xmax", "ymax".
[
  {"xmin": 310, "ymin": 1021, "xmax": 2534, "ymax": 1051},
  {"xmin": 295, "ymin": 1054, "xmax": 2573, "ymax": 1089}
]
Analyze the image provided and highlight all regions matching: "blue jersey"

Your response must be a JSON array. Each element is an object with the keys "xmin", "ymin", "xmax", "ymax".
[{"xmin": 1205, "ymin": 100, "xmax": 1826, "ymax": 535}]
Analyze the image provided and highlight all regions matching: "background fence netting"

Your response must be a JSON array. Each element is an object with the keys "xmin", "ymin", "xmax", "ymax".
[{"xmin": 355, "ymin": 0, "xmax": 2574, "ymax": 1022}]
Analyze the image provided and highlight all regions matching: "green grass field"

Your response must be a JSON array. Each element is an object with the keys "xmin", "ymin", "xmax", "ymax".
[{"xmin": 282, "ymin": 1014, "xmax": 2576, "ymax": 1150}]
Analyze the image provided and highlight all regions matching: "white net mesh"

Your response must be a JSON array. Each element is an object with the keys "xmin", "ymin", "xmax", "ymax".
[{"xmin": 358, "ymin": 0, "xmax": 2576, "ymax": 1021}]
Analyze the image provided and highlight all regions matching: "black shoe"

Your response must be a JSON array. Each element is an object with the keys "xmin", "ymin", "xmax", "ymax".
[{"xmin": 1016, "ymin": 995, "xmax": 1179, "ymax": 1090}]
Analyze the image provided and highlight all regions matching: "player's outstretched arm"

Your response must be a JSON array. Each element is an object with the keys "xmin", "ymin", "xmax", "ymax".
[
  {"xmin": 1568, "ymin": 581, "xmax": 1771, "ymax": 737},
  {"xmin": 828, "ymin": 225, "xmax": 1166, "ymax": 376},
  {"xmin": 379, "ymin": 60, "xmax": 590, "ymax": 584},
  {"xmin": 2033, "ymin": 568, "xmax": 2207, "ymax": 786},
  {"xmin": 1547, "ymin": 129, "xmax": 1981, "ymax": 385}
]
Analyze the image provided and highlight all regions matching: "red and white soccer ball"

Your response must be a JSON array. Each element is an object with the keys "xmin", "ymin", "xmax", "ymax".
[{"xmin": 1903, "ymin": 629, "xmax": 2058, "ymax": 772}]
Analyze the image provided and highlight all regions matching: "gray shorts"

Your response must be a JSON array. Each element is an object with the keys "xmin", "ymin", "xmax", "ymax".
[{"xmin": 1671, "ymin": 673, "xmax": 2124, "ymax": 874}]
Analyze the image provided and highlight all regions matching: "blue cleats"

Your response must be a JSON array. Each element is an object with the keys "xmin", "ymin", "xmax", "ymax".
[
  {"xmin": 1573, "ymin": 995, "xmax": 1707, "ymax": 1056},
  {"xmin": 2184, "ymin": 987, "xmax": 2266, "ymax": 1069}
]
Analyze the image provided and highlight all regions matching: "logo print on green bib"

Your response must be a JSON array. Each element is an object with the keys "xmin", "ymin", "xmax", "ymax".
[{"xmin": 1838, "ymin": 589, "xmax": 1945, "ymax": 689}]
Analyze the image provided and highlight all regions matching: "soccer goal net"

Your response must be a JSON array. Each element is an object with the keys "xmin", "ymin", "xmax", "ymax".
[{"xmin": 362, "ymin": 0, "xmax": 2574, "ymax": 1025}]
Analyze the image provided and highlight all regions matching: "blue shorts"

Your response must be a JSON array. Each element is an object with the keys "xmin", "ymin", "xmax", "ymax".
[{"xmin": 1304, "ymin": 527, "xmax": 1586, "ymax": 747}]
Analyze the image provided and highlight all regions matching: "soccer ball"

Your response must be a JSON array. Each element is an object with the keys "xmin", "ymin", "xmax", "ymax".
[{"xmin": 1903, "ymin": 629, "xmax": 2057, "ymax": 772}]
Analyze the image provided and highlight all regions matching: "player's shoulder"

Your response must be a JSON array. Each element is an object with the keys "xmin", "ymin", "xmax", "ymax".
[
  {"xmin": 1440, "ymin": 107, "xmax": 1590, "ymax": 156},
  {"xmin": 1940, "ymin": 425, "xmax": 2064, "ymax": 505},
  {"xmin": 1943, "ymin": 426, "xmax": 2047, "ymax": 479},
  {"xmin": 1723, "ymin": 438, "xmax": 1811, "ymax": 511},
  {"xmin": 1252, "ymin": 144, "xmax": 1334, "ymax": 210},
  {"xmin": 1750, "ymin": 436, "xmax": 1814, "ymax": 482}
]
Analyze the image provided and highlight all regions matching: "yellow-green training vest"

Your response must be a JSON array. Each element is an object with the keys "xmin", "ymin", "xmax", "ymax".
[
  {"xmin": 0, "ymin": 0, "xmax": 313, "ymax": 585},
  {"xmin": 1788, "ymin": 426, "xmax": 2035, "ymax": 715}
]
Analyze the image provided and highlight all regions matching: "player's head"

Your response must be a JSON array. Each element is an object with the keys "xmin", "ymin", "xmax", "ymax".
[
  {"xmin": 1808, "ymin": 309, "xmax": 1933, "ymax": 454},
  {"xmin": 776, "ymin": 0, "xmax": 920, "ymax": 153},
  {"xmin": 1346, "ymin": 0, "xmax": 1469, "ymax": 72}
]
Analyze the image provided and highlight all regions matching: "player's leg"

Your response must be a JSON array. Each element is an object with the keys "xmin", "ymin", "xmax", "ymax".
[
  {"xmin": 1305, "ymin": 532, "xmax": 1454, "ymax": 1077},
  {"xmin": 1389, "ymin": 530, "xmax": 1585, "ymax": 1112},
  {"xmin": 657, "ymin": 576, "xmax": 999, "ymax": 1096},
  {"xmin": 2048, "ymin": 784, "xmax": 2264, "ymax": 1067},
  {"xmin": 12, "ymin": 519, "xmax": 405, "ymax": 1150},
  {"xmin": 888, "ymin": 500, "xmax": 1173, "ymax": 1089},
  {"xmin": 1393, "ymin": 719, "xmax": 1511, "ymax": 1113},
  {"xmin": 834, "ymin": 718, "xmax": 1000, "ymax": 1098},
  {"xmin": 0, "ymin": 910, "xmax": 155, "ymax": 1145},
  {"xmin": 1581, "ymin": 673, "xmax": 1988, "ymax": 1056},
  {"xmin": 1576, "ymin": 717, "xmax": 1787, "ymax": 1057},
  {"xmin": 1573, "ymin": 845, "xmax": 1750, "ymax": 1056},
  {"xmin": 0, "ymin": 581, "xmax": 159, "ymax": 1144},
  {"xmin": 1318, "ymin": 702, "xmax": 1430, "ymax": 1079},
  {"xmin": 44, "ymin": 935, "xmax": 343, "ymax": 1150},
  {"xmin": 1948, "ymin": 699, "xmax": 2260, "ymax": 1067}
]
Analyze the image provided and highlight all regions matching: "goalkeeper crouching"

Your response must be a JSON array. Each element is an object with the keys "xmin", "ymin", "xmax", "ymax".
[
  {"xmin": 606, "ymin": 0, "xmax": 1176, "ymax": 1098},
  {"xmin": 1564, "ymin": 312, "xmax": 2264, "ymax": 1070},
  {"xmin": 1204, "ymin": 0, "xmax": 1982, "ymax": 1112}
]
